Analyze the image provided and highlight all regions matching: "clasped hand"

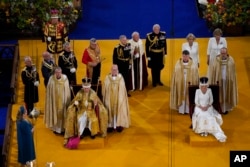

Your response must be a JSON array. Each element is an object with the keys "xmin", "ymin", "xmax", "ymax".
[{"xmin": 200, "ymin": 105, "xmax": 209, "ymax": 111}]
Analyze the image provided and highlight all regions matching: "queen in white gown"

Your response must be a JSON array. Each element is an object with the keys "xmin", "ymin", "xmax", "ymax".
[{"xmin": 192, "ymin": 77, "xmax": 227, "ymax": 142}]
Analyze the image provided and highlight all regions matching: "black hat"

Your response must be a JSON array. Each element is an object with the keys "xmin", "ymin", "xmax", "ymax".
[
  {"xmin": 82, "ymin": 77, "xmax": 92, "ymax": 88},
  {"xmin": 90, "ymin": 38, "xmax": 97, "ymax": 44},
  {"xmin": 199, "ymin": 77, "xmax": 209, "ymax": 86}
]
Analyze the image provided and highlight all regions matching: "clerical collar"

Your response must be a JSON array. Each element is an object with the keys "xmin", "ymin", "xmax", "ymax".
[{"xmin": 182, "ymin": 61, "xmax": 189, "ymax": 66}]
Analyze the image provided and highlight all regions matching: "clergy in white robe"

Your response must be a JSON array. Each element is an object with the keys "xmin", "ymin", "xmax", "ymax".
[
  {"xmin": 128, "ymin": 31, "xmax": 148, "ymax": 90},
  {"xmin": 170, "ymin": 50, "xmax": 199, "ymax": 114},
  {"xmin": 102, "ymin": 64, "xmax": 130, "ymax": 132},
  {"xmin": 208, "ymin": 47, "xmax": 238, "ymax": 114},
  {"xmin": 44, "ymin": 67, "xmax": 71, "ymax": 134}
]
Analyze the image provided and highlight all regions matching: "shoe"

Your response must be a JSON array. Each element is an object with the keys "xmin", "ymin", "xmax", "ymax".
[
  {"xmin": 127, "ymin": 93, "xmax": 131, "ymax": 97},
  {"xmin": 204, "ymin": 132, "xmax": 208, "ymax": 137},
  {"xmin": 152, "ymin": 83, "xmax": 156, "ymax": 87},
  {"xmin": 219, "ymin": 139, "xmax": 226, "ymax": 142},
  {"xmin": 53, "ymin": 131, "xmax": 60, "ymax": 135},
  {"xmin": 107, "ymin": 127, "xmax": 114, "ymax": 133},
  {"xmin": 158, "ymin": 82, "xmax": 164, "ymax": 86},
  {"xmin": 90, "ymin": 135, "xmax": 96, "ymax": 139},
  {"xmin": 116, "ymin": 126, "xmax": 124, "ymax": 133},
  {"xmin": 200, "ymin": 133, "xmax": 204, "ymax": 136},
  {"xmin": 223, "ymin": 111, "xmax": 228, "ymax": 115}
]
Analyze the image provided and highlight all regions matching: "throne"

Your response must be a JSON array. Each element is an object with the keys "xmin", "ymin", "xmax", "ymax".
[
  {"xmin": 70, "ymin": 80, "xmax": 103, "ymax": 100},
  {"xmin": 188, "ymin": 81, "xmax": 222, "ymax": 120}
]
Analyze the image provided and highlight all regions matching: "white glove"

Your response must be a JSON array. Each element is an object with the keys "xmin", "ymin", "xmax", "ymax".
[
  {"xmin": 74, "ymin": 100, "xmax": 79, "ymax": 106},
  {"xmin": 47, "ymin": 37, "xmax": 51, "ymax": 42},
  {"xmin": 134, "ymin": 53, "xmax": 139, "ymax": 58},
  {"xmin": 70, "ymin": 68, "xmax": 76, "ymax": 73},
  {"xmin": 34, "ymin": 81, "xmax": 39, "ymax": 87},
  {"xmin": 148, "ymin": 57, "xmax": 151, "ymax": 61}
]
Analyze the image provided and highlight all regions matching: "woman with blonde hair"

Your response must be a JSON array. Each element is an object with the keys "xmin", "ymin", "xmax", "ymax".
[
  {"xmin": 206, "ymin": 28, "xmax": 227, "ymax": 77},
  {"xmin": 182, "ymin": 33, "xmax": 200, "ymax": 67}
]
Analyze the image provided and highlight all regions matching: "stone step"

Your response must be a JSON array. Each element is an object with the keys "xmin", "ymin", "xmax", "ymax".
[
  {"xmin": 77, "ymin": 136, "xmax": 107, "ymax": 149},
  {"xmin": 189, "ymin": 131, "xmax": 225, "ymax": 146}
]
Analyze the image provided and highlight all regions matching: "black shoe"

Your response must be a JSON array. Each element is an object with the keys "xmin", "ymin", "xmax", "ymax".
[
  {"xmin": 107, "ymin": 127, "xmax": 114, "ymax": 133},
  {"xmin": 153, "ymin": 84, "xmax": 156, "ymax": 87},
  {"xmin": 116, "ymin": 126, "xmax": 124, "ymax": 133},
  {"xmin": 223, "ymin": 111, "xmax": 228, "ymax": 115},
  {"xmin": 53, "ymin": 131, "xmax": 60, "ymax": 135},
  {"xmin": 80, "ymin": 134, "xmax": 84, "ymax": 139},
  {"xmin": 83, "ymin": 128, "xmax": 91, "ymax": 136},
  {"xmin": 90, "ymin": 135, "xmax": 96, "ymax": 139},
  {"xmin": 158, "ymin": 82, "xmax": 164, "ymax": 86},
  {"xmin": 127, "ymin": 93, "xmax": 131, "ymax": 97}
]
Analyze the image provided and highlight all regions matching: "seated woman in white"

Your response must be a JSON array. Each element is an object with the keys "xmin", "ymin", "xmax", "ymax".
[{"xmin": 192, "ymin": 77, "xmax": 227, "ymax": 142}]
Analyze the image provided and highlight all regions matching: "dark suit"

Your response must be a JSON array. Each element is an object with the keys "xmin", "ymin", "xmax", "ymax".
[
  {"xmin": 41, "ymin": 59, "xmax": 56, "ymax": 87},
  {"xmin": 145, "ymin": 31, "xmax": 167, "ymax": 86},
  {"xmin": 113, "ymin": 43, "xmax": 132, "ymax": 91},
  {"xmin": 58, "ymin": 51, "xmax": 78, "ymax": 85},
  {"xmin": 21, "ymin": 66, "xmax": 39, "ymax": 114}
]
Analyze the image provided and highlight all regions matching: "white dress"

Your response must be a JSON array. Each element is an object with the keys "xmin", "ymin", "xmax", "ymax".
[
  {"xmin": 182, "ymin": 42, "xmax": 199, "ymax": 66},
  {"xmin": 206, "ymin": 37, "xmax": 227, "ymax": 77},
  {"xmin": 192, "ymin": 88, "xmax": 227, "ymax": 142}
]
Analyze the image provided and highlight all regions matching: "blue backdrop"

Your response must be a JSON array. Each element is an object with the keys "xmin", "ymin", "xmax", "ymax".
[{"xmin": 69, "ymin": 0, "xmax": 213, "ymax": 39}]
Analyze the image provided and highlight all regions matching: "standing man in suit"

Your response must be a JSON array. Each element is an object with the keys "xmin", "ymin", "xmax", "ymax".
[
  {"xmin": 113, "ymin": 35, "xmax": 132, "ymax": 96},
  {"xmin": 145, "ymin": 24, "xmax": 167, "ymax": 87},
  {"xmin": 41, "ymin": 51, "xmax": 56, "ymax": 87}
]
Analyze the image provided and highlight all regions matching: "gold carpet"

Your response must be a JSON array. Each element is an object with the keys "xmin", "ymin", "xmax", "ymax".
[{"xmin": 8, "ymin": 37, "xmax": 250, "ymax": 167}]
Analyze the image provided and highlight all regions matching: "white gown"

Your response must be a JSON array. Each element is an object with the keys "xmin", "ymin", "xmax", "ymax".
[
  {"xmin": 206, "ymin": 37, "xmax": 227, "ymax": 77},
  {"xmin": 192, "ymin": 88, "xmax": 227, "ymax": 142}
]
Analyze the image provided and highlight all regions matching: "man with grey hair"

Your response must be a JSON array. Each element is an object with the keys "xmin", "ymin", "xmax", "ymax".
[
  {"xmin": 113, "ymin": 35, "xmax": 132, "ymax": 96},
  {"xmin": 145, "ymin": 24, "xmax": 167, "ymax": 87},
  {"xmin": 82, "ymin": 38, "xmax": 102, "ymax": 86},
  {"xmin": 128, "ymin": 31, "xmax": 148, "ymax": 90},
  {"xmin": 44, "ymin": 67, "xmax": 71, "ymax": 135},
  {"xmin": 208, "ymin": 47, "xmax": 238, "ymax": 114},
  {"xmin": 41, "ymin": 51, "xmax": 56, "ymax": 87},
  {"xmin": 58, "ymin": 41, "xmax": 78, "ymax": 85},
  {"xmin": 21, "ymin": 56, "xmax": 40, "ymax": 115}
]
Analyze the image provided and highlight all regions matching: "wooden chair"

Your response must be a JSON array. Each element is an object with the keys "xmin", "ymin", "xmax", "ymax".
[{"xmin": 188, "ymin": 81, "xmax": 223, "ymax": 121}]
